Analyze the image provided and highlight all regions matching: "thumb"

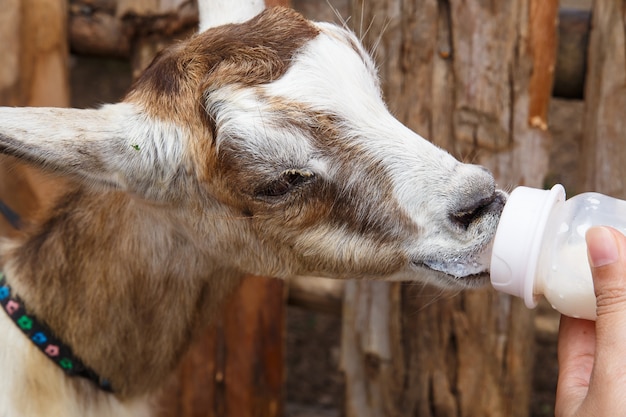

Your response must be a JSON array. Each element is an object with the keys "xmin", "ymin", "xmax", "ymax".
[
  {"xmin": 587, "ymin": 226, "xmax": 626, "ymax": 318},
  {"xmin": 585, "ymin": 227, "xmax": 626, "ymax": 389}
]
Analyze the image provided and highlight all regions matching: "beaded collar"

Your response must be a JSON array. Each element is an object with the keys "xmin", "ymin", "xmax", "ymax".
[{"xmin": 0, "ymin": 272, "xmax": 113, "ymax": 392}]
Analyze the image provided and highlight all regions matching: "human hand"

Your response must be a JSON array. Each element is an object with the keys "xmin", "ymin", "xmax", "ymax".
[{"xmin": 556, "ymin": 226, "xmax": 626, "ymax": 416}]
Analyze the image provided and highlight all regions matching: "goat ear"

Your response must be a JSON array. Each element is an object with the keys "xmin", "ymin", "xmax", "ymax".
[{"xmin": 0, "ymin": 105, "xmax": 184, "ymax": 197}]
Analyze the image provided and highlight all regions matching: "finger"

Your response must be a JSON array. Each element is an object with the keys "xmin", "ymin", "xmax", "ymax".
[
  {"xmin": 587, "ymin": 227, "xmax": 626, "ymax": 343},
  {"xmin": 586, "ymin": 227, "xmax": 626, "ymax": 392},
  {"xmin": 555, "ymin": 315, "xmax": 595, "ymax": 416}
]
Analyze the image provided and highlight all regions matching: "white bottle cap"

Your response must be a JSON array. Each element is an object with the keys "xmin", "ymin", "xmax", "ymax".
[{"xmin": 490, "ymin": 184, "xmax": 566, "ymax": 308}]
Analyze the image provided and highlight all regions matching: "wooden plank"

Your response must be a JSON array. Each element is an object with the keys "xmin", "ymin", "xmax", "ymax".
[
  {"xmin": 579, "ymin": 0, "xmax": 626, "ymax": 197},
  {"xmin": 528, "ymin": 0, "xmax": 559, "ymax": 130},
  {"xmin": 341, "ymin": 0, "xmax": 555, "ymax": 415},
  {"xmin": 158, "ymin": 276, "xmax": 285, "ymax": 417}
]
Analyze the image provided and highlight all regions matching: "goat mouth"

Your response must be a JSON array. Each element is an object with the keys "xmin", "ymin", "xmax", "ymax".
[
  {"xmin": 414, "ymin": 241, "xmax": 494, "ymax": 285},
  {"xmin": 422, "ymin": 260, "xmax": 485, "ymax": 277},
  {"xmin": 452, "ymin": 271, "xmax": 490, "ymax": 288},
  {"xmin": 411, "ymin": 260, "xmax": 490, "ymax": 288}
]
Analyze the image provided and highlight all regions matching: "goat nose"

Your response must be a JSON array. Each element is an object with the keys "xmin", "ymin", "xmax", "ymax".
[{"xmin": 448, "ymin": 166, "xmax": 502, "ymax": 229}]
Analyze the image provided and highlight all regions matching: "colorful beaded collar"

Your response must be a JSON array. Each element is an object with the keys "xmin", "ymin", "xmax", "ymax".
[{"xmin": 0, "ymin": 272, "xmax": 113, "ymax": 392}]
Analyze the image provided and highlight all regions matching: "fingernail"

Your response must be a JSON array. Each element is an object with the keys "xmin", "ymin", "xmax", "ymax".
[{"xmin": 586, "ymin": 226, "xmax": 619, "ymax": 268}]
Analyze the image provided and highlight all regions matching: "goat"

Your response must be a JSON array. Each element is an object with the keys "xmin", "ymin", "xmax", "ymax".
[{"xmin": 0, "ymin": 5, "xmax": 505, "ymax": 416}]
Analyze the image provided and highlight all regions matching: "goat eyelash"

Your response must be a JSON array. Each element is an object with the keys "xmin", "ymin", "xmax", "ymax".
[{"xmin": 254, "ymin": 169, "xmax": 316, "ymax": 199}]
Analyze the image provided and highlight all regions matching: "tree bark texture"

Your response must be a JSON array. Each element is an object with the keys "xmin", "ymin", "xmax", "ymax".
[
  {"xmin": 580, "ymin": 0, "xmax": 626, "ymax": 197},
  {"xmin": 341, "ymin": 1, "xmax": 557, "ymax": 416},
  {"xmin": 0, "ymin": 0, "xmax": 70, "ymax": 237}
]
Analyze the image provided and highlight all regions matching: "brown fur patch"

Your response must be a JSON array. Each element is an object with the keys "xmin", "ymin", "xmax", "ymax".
[
  {"xmin": 127, "ymin": 7, "xmax": 319, "ymax": 123},
  {"xmin": 4, "ymin": 189, "xmax": 244, "ymax": 397},
  {"xmin": 125, "ymin": 7, "xmax": 320, "ymax": 189}
]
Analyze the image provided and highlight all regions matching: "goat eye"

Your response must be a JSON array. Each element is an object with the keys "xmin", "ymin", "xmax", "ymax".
[{"xmin": 256, "ymin": 169, "xmax": 314, "ymax": 198}]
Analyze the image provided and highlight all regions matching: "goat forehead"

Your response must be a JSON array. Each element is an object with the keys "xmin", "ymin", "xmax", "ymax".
[
  {"xmin": 258, "ymin": 24, "xmax": 458, "ymax": 172},
  {"xmin": 266, "ymin": 25, "xmax": 383, "ymax": 116},
  {"xmin": 206, "ymin": 26, "xmax": 381, "ymax": 165},
  {"xmin": 208, "ymin": 22, "xmax": 456, "ymax": 174}
]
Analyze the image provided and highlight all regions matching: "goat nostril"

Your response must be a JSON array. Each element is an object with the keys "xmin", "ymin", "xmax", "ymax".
[{"xmin": 450, "ymin": 193, "xmax": 497, "ymax": 230}]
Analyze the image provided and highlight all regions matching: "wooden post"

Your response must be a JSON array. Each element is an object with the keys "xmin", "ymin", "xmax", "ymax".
[
  {"xmin": 341, "ymin": 0, "xmax": 557, "ymax": 416},
  {"xmin": 158, "ymin": 277, "xmax": 285, "ymax": 417},
  {"xmin": 0, "ymin": 0, "xmax": 70, "ymax": 237},
  {"xmin": 579, "ymin": 0, "xmax": 626, "ymax": 197}
]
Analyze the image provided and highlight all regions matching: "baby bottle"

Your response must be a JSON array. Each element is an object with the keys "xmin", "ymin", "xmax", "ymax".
[{"xmin": 490, "ymin": 184, "xmax": 626, "ymax": 321}]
